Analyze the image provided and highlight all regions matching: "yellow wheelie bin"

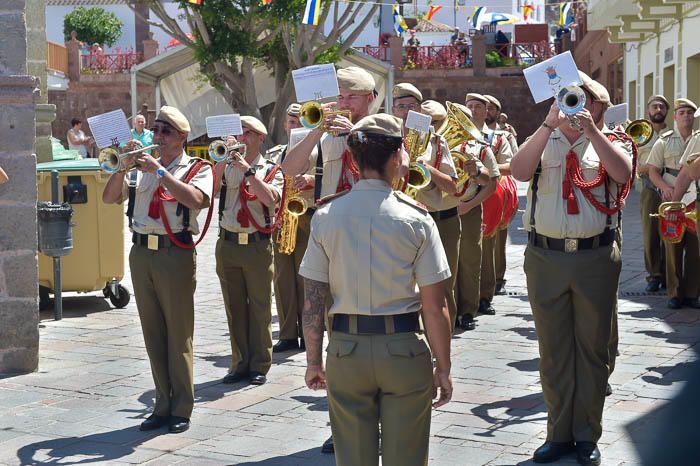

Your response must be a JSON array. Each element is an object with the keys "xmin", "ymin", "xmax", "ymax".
[{"xmin": 37, "ymin": 158, "xmax": 130, "ymax": 309}]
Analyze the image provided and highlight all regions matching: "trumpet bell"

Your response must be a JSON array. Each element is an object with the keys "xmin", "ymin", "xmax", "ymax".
[
  {"xmin": 98, "ymin": 147, "xmax": 121, "ymax": 174},
  {"xmin": 299, "ymin": 101, "xmax": 324, "ymax": 130},
  {"xmin": 557, "ymin": 86, "xmax": 586, "ymax": 115},
  {"xmin": 626, "ymin": 119, "xmax": 654, "ymax": 147},
  {"xmin": 208, "ymin": 140, "xmax": 229, "ymax": 162}
]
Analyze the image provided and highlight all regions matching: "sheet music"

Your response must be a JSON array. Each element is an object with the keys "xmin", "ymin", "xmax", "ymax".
[
  {"xmin": 292, "ymin": 64, "xmax": 340, "ymax": 103},
  {"xmin": 289, "ymin": 128, "xmax": 311, "ymax": 149},
  {"xmin": 206, "ymin": 114, "xmax": 242, "ymax": 138},
  {"xmin": 605, "ymin": 103, "xmax": 628, "ymax": 128},
  {"xmin": 87, "ymin": 109, "xmax": 133, "ymax": 149},
  {"xmin": 523, "ymin": 51, "xmax": 582, "ymax": 103},
  {"xmin": 405, "ymin": 111, "xmax": 432, "ymax": 133}
]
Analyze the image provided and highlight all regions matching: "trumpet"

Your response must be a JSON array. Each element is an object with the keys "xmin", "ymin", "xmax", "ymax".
[
  {"xmin": 625, "ymin": 119, "xmax": 654, "ymax": 147},
  {"xmin": 208, "ymin": 138, "xmax": 246, "ymax": 163},
  {"xmin": 299, "ymin": 101, "xmax": 352, "ymax": 136},
  {"xmin": 557, "ymin": 85, "xmax": 586, "ymax": 130},
  {"xmin": 98, "ymin": 142, "xmax": 159, "ymax": 174}
]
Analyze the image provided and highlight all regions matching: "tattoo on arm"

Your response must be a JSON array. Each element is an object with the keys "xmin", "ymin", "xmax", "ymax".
[{"xmin": 303, "ymin": 278, "xmax": 330, "ymax": 366}]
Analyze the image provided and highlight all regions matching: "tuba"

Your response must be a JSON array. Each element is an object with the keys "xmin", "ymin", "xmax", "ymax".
[
  {"xmin": 277, "ymin": 174, "xmax": 308, "ymax": 255},
  {"xmin": 299, "ymin": 101, "xmax": 352, "ymax": 137},
  {"xmin": 98, "ymin": 141, "xmax": 159, "ymax": 174},
  {"xmin": 625, "ymin": 119, "xmax": 654, "ymax": 147},
  {"xmin": 208, "ymin": 138, "xmax": 246, "ymax": 163}
]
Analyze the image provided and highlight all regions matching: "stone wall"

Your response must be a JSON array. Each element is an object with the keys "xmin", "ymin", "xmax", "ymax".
[{"xmin": 0, "ymin": 0, "xmax": 39, "ymax": 373}]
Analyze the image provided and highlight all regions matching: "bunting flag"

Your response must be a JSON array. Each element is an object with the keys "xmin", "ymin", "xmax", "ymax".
[
  {"xmin": 424, "ymin": 5, "xmax": 442, "ymax": 21},
  {"xmin": 187, "ymin": 0, "xmax": 202, "ymax": 5},
  {"xmin": 302, "ymin": 0, "xmax": 321, "ymax": 26},
  {"xmin": 559, "ymin": 2, "xmax": 574, "ymax": 27},
  {"xmin": 392, "ymin": 4, "xmax": 409, "ymax": 35},
  {"xmin": 480, "ymin": 12, "xmax": 520, "ymax": 26},
  {"xmin": 261, "ymin": 0, "xmax": 272, "ymax": 5},
  {"xmin": 471, "ymin": 6, "xmax": 486, "ymax": 28},
  {"xmin": 523, "ymin": 3, "xmax": 534, "ymax": 22}
]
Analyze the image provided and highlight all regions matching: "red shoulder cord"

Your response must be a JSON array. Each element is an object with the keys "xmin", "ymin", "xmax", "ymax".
[
  {"xmin": 238, "ymin": 164, "xmax": 288, "ymax": 234},
  {"xmin": 156, "ymin": 159, "xmax": 216, "ymax": 249},
  {"xmin": 433, "ymin": 135, "xmax": 444, "ymax": 169},
  {"xmin": 453, "ymin": 142, "xmax": 487, "ymax": 198},
  {"xmin": 337, "ymin": 149, "xmax": 360, "ymax": 193},
  {"xmin": 563, "ymin": 132, "xmax": 638, "ymax": 215}
]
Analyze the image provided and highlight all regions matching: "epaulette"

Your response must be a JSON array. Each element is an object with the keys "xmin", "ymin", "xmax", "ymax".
[
  {"xmin": 393, "ymin": 191, "xmax": 428, "ymax": 214},
  {"xmin": 660, "ymin": 129, "xmax": 675, "ymax": 139},
  {"xmin": 265, "ymin": 144, "xmax": 287, "ymax": 163},
  {"xmin": 315, "ymin": 189, "xmax": 350, "ymax": 206}
]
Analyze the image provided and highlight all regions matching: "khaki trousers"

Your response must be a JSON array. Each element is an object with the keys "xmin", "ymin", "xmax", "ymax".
[
  {"xmin": 456, "ymin": 205, "xmax": 483, "ymax": 319},
  {"xmin": 435, "ymin": 214, "xmax": 462, "ymax": 326},
  {"xmin": 524, "ymin": 242, "xmax": 621, "ymax": 442},
  {"xmin": 640, "ymin": 187, "xmax": 665, "ymax": 282},
  {"xmin": 664, "ymin": 232, "xmax": 700, "ymax": 300},
  {"xmin": 129, "ymin": 244, "xmax": 196, "ymax": 418},
  {"xmin": 326, "ymin": 330, "xmax": 433, "ymax": 466},
  {"xmin": 495, "ymin": 228, "xmax": 508, "ymax": 287},
  {"xmin": 273, "ymin": 214, "xmax": 311, "ymax": 340},
  {"xmin": 480, "ymin": 233, "xmax": 496, "ymax": 301},
  {"xmin": 216, "ymin": 236, "xmax": 274, "ymax": 375}
]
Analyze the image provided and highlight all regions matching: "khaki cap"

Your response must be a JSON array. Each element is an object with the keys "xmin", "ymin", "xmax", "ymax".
[
  {"xmin": 392, "ymin": 82, "xmax": 423, "ymax": 102},
  {"xmin": 500, "ymin": 112, "xmax": 508, "ymax": 119},
  {"xmin": 155, "ymin": 106, "xmax": 190, "ymax": 133},
  {"xmin": 241, "ymin": 115, "xmax": 268, "ymax": 136},
  {"xmin": 337, "ymin": 66, "xmax": 375, "ymax": 95},
  {"xmin": 483, "ymin": 94, "xmax": 501, "ymax": 110},
  {"xmin": 647, "ymin": 95, "xmax": 670, "ymax": 109},
  {"xmin": 421, "ymin": 100, "xmax": 447, "ymax": 121},
  {"xmin": 674, "ymin": 98, "xmax": 698, "ymax": 112},
  {"xmin": 465, "ymin": 93, "xmax": 488, "ymax": 105},
  {"xmin": 452, "ymin": 102, "xmax": 473, "ymax": 119},
  {"xmin": 578, "ymin": 71, "xmax": 610, "ymax": 106},
  {"xmin": 286, "ymin": 103, "xmax": 301, "ymax": 116},
  {"xmin": 351, "ymin": 113, "xmax": 403, "ymax": 138}
]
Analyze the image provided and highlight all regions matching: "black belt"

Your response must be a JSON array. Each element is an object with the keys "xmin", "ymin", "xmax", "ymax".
[
  {"xmin": 664, "ymin": 167, "xmax": 680, "ymax": 176},
  {"xmin": 305, "ymin": 207, "xmax": 316, "ymax": 218},
  {"xmin": 429, "ymin": 207, "xmax": 458, "ymax": 221},
  {"xmin": 132, "ymin": 231, "xmax": 192, "ymax": 249},
  {"xmin": 219, "ymin": 228, "xmax": 270, "ymax": 244},
  {"xmin": 332, "ymin": 312, "xmax": 419, "ymax": 335},
  {"xmin": 528, "ymin": 229, "xmax": 614, "ymax": 253}
]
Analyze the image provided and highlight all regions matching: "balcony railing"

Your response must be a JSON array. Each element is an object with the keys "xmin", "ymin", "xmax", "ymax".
[
  {"xmin": 47, "ymin": 41, "xmax": 68, "ymax": 74},
  {"xmin": 80, "ymin": 51, "xmax": 144, "ymax": 74}
]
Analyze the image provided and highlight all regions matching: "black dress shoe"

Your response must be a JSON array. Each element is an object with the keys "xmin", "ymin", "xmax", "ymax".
[
  {"xmin": 168, "ymin": 416, "xmax": 190, "ymax": 434},
  {"xmin": 299, "ymin": 338, "xmax": 305, "ymax": 350},
  {"xmin": 321, "ymin": 435, "xmax": 334, "ymax": 454},
  {"xmin": 223, "ymin": 371, "xmax": 249, "ymax": 384},
  {"xmin": 495, "ymin": 283, "xmax": 507, "ymax": 295},
  {"xmin": 139, "ymin": 414, "xmax": 169, "ymax": 431},
  {"xmin": 272, "ymin": 339, "xmax": 299, "ymax": 353},
  {"xmin": 478, "ymin": 299, "xmax": 496, "ymax": 315},
  {"xmin": 533, "ymin": 441, "xmax": 575, "ymax": 463},
  {"xmin": 605, "ymin": 383, "xmax": 612, "ymax": 396},
  {"xmin": 645, "ymin": 279, "xmax": 661, "ymax": 292},
  {"xmin": 575, "ymin": 442, "xmax": 601, "ymax": 465},
  {"xmin": 458, "ymin": 315, "xmax": 476, "ymax": 331},
  {"xmin": 668, "ymin": 297, "xmax": 682, "ymax": 309},
  {"xmin": 682, "ymin": 297, "xmax": 700, "ymax": 309},
  {"xmin": 249, "ymin": 372, "xmax": 267, "ymax": 385}
]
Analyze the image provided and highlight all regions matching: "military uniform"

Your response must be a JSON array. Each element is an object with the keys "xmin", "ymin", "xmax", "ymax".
[
  {"xmin": 127, "ymin": 150, "xmax": 213, "ymax": 420},
  {"xmin": 638, "ymin": 129, "xmax": 666, "ymax": 286},
  {"xmin": 648, "ymin": 128, "xmax": 700, "ymax": 302},
  {"xmin": 679, "ymin": 130, "xmax": 700, "ymax": 254}
]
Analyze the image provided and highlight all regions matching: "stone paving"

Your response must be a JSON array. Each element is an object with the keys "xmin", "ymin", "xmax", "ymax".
[{"xmin": 1, "ymin": 186, "xmax": 698, "ymax": 466}]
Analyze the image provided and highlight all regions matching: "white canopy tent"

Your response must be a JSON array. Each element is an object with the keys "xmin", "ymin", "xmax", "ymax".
[{"xmin": 131, "ymin": 46, "xmax": 394, "ymax": 141}]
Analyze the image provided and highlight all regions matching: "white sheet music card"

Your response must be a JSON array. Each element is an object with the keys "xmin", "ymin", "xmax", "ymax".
[
  {"xmin": 404, "ymin": 110, "xmax": 432, "ymax": 133},
  {"xmin": 87, "ymin": 109, "xmax": 133, "ymax": 149},
  {"xmin": 206, "ymin": 114, "xmax": 242, "ymax": 138},
  {"xmin": 523, "ymin": 51, "xmax": 582, "ymax": 103},
  {"xmin": 292, "ymin": 64, "xmax": 339, "ymax": 103},
  {"xmin": 289, "ymin": 128, "xmax": 311, "ymax": 149},
  {"xmin": 605, "ymin": 103, "xmax": 628, "ymax": 128}
]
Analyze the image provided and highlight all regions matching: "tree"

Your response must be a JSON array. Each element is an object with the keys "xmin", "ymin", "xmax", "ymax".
[
  {"xmin": 64, "ymin": 7, "xmax": 124, "ymax": 47},
  {"xmin": 129, "ymin": 0, "xmax": 380, "ymax": 143}
]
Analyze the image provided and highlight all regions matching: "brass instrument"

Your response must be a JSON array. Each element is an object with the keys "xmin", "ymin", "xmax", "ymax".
[
  {"xmin": 625, "ymin": 119, "xmax": 653, "ymax": 147},
  {"xmin": 437, "ymin": 101, "xmax": 485, "ymax": 148},
  {"xmin": 208, "ymin": 138, "xmax": 246, "ymax": 163},
  {"xmin": 649, "ymin": 201, "xmax": 698, "ymax": 244},
  {"xmin": 277, "ymin": 174, "xmax": 309, "ymax": 255},
  {"xmin": 299, "ymin": 101, "xmax": 352, "ymax": 136},
  {"xmin": 450, "ymin": 149, "xmax": 478, "ymax": 191},
  {"xmin": 402, "ymin": 128, "xmax": 432, "ymax": 197},
  {"xmin": 98, "ymin": 141, "xmax": 159, "ymax": 173},
  {"xmin": 557, "ymin": 85, "xmax": 586, "ymax": 129}
]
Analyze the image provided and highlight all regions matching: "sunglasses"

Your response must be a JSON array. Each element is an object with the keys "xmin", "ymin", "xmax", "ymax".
[{"xmin": 151, "ymin": 126, "xmax": 173, "ymax": 135}]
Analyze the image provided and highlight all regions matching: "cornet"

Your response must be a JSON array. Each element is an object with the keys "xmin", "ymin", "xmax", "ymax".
[
  {"xmin": 299, "ymin": 101, "xmax": 352, "ymax": 136},
  {"xmin": 208, "ymin": 138, "xmax": 247, "ymax": 163},
  {"xmin": 98, "ymin": 142, "xmax": 159, "ymax": 173},
  {"xmin": 557, "ymin": 85, "xmax": 586, "ymax": 130}
]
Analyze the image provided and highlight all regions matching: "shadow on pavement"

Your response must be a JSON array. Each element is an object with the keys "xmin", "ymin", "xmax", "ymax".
[
  {"xmin": 235, "ymin": 448, "xmax": 336, "ymax": 465},
  {"xmin": 470, "ymin": 392, "xmax": 546, "ymax": 437}
]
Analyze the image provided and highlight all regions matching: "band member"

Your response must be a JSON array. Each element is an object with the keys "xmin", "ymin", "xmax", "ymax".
[
  {"xmin": 421, "ymin": 100, "xmax": 447, "ymax": 131},
  {"xmin": 647, "ymin": 98, "xmax": 700, "ymax": 309},
  {"xmin": 636, "ymin": 95, "xmax": 670, "ymax": 292},
  {"xmin": 465, "ymin": 93, "xmax": 513, "ymax": 315},
  {"xmin": 300, "ymin": 114, "xmax": 453, "ymax": 466},
  {"xmin": 497, "ymin": 112, "xmax": 518, "ymax": 138},
  {"xmin": 215, "ymin": 116, "xmax": 284, "ymax": 386},
  {"xmin": 511, "ymin": 73, "xmax": 633, "ymax": 465},
  {"xmin": 102, "ymin": 106, "xmax": 214, "ymax": 434},
  {"xmin": 270, "ymin": 104, "xmax": 316, "ymax": 352}
]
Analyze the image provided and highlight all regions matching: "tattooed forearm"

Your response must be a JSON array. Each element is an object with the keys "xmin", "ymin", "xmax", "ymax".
[{"xmin": 303, "ymin": 278, "xmax": 330, "ymax": 366}]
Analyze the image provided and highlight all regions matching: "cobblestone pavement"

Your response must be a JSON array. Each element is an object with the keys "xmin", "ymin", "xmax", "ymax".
[{"xmin": 1, "ymin": 186, "xmax": 698, "ymax": 466}]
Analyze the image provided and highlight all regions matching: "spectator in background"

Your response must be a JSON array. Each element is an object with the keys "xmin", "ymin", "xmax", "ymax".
[
  {"xmin": 131, "ymin": 114, "xmax": 153, "ymax": 153},
  {"xmin": 454, "ymin": 32, "xmax": 469, "ymax": 68},
  {"xmin": 0, "ymin": 166, "xmax": 8, "ymax": 185},
  {"xmin": 450, "ymin": 27, "xmax": 460, "ymax": 45},
  {"xmin": 406, "ymin": 29, "xmax": 420, "ymax": 64},
  {"xmin": 67, "ymin": 118, "xmax": 93, "ymax": 158},
  {"xmin": 495, "ymin": 30, "xmax": 509, "ymax": 58}
]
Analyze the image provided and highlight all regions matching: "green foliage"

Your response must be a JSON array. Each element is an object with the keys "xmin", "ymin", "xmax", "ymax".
[
  {"xmin": 485, "ymin": 51, "xmax": 503, "ymax": 68},
  {"xmin": 63, "ymin": 7, "xmax": 123, "ymax": 46}
]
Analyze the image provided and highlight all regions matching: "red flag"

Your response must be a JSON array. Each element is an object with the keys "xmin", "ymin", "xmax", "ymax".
[
  {"xmin": 261, "ymin": 0, "xmax": 272, "ymax": 4},
  {"xmin": 523, "ymin": 3, "xmax": 534, "ymax": 21},
  {"xmin": 187, "ymin": 0, "xmax": 202, "ymax": 5},
  {"xmin": 424, "ymin": 5, "xmax": 443, "ymax": 21}
]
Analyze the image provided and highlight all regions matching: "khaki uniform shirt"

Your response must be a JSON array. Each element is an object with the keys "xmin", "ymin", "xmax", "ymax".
[
  {"xmin": 457, "ymin": 141, "xmax": 499, "ymax": 203},
  {"xmin": 483, "ymin": 124, "xmax": 514, "ymax": 164},
  {"xmin": 300, "ymin": 179, "xmax": 451, "ymax": 316},
  {"xmin": 523, "ymin": 128, "xmax": 633, "ymax": 239},
  {"xmin": 314, "ymin": 133, "xmax": 357, "ymax": 199},
  {"xmin": 648, "ymin": 129, "xmax": 694, "ymax": 189},
  {"xmin": 678, "ymin": 130, "xmax": 700, "ymax": 167},
  {"xmin": 267, "ymin": 143, "xmax": 317, "ymax": 206},
  {"xmin": 220, "ymin": 154, "xmax": 284, "ymax": 233},
  {"xmin": 637, "ymin": 129, "xmax": 663, "ymax": 189},
  {"xmin": 126, "ymin": 153, "xmax": 213, "ymax": 235},
  {"xmin": 495, "ymin": 124, "xmax": 519, "ymax": 152},
  {"xmin": 415, "ymin": 133, "xmax": 461, "ymax": 211}
]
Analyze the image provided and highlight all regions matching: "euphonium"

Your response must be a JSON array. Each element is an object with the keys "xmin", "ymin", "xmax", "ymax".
[
  {"xmin": 277, "ymin": 174, "xmax": 308, "ymax": 255},
  {"xmin": 451, "ymin": 149, "xmax": 478, "ymax": 191},
  {"xmin": 625, "ymin": 119, "xmax": 653, "ymax": 147},
  {"xmin": 98, "ymin": 141, "xmax": 159, "ymax": 174},
  {"xmin": 208, "ymin": 138, "xmax": 246, "ymax": 163},
  {"xmin": 299, "ymin": 101, "xmax": 352, "ymax": 136},
  {"xmin": 401, "ymin": 128, "xmax": 432, "ymax": 198},
  {"xmin": 438, "ymin": 101, "xmax": 484, "ymax": 148}
]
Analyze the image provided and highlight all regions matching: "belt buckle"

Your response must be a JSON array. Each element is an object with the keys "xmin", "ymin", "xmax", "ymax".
[
  {"xmin": 238, "ymin": 232, "xmax": 249, "ymax": 245},
  {"xmin": 564, "ymin": 238, "xmax": 578, "ymax": 253},
  {"xmin": 147, "ymin": 234, "xmax": 159, "ymax": 251}
]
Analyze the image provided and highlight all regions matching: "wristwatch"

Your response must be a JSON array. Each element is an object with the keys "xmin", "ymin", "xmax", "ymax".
[
  {"xmin": 244, "ymin": 168, "xmax": 256, "ymax": 178},
  {"xmin": 156, "ymin": 167, "xmax": 166, "ymax": 178},
  {"xmin": 542, "ymin": 122, "xmax": 554, "ymax": 131}
]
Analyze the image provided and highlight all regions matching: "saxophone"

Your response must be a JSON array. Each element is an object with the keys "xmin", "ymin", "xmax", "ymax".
[{"xmin": 277, "ymin": 174, "xmax": 308, "ymax": 255}]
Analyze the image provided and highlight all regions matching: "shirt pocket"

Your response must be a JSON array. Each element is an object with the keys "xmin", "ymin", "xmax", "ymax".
[
  {"xmin": 537, "ymin": 159, "xmax": 561, "ymax": 194},
  {"xmin": 580, "ymin": 157, "xmax": 601, "ymax": 181}
]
